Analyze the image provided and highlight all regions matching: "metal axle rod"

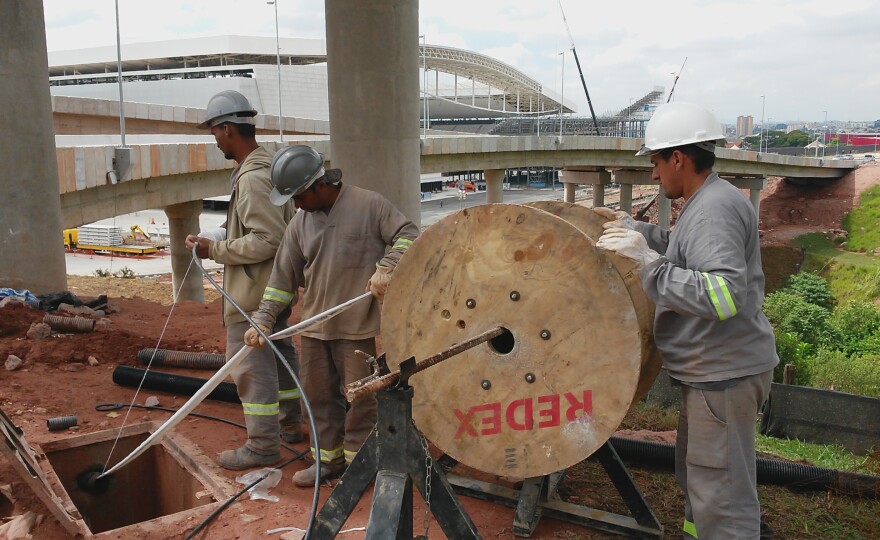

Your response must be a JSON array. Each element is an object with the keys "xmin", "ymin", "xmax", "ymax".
[{"xmin": 344, "ymin": 326, "xmax": 504, "ymax": 402}]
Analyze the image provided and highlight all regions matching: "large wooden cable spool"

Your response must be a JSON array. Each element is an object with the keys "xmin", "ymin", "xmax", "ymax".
[
  {"xmin": 381, "ymin": 204, "xmax": 653, "ymax": 479},
  {"xmin": 522, "ymin": 201, "xmax": 663, "ymax": 404}
]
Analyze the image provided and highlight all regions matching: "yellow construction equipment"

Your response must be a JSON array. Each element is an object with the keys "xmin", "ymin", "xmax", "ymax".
[{"xmin": 62, "ymin": 227, "xmax": 160, "ymax": 256}]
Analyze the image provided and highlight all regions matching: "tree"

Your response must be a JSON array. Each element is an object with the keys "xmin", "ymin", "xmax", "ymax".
[{"xmin": 775, "ymin": 130, "xmax": 811, "ymax": 147}]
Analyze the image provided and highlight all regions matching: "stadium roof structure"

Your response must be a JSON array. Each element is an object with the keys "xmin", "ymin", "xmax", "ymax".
[{"xmin": 48, "ymin": 35, "xmax": 576, "ymax": 121}]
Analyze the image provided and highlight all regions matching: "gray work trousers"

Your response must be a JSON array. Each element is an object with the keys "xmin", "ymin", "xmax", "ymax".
[
  {"xmin": 227, "ymin": 313, "xmax": 301, "ymax": 455},
  {"xmin": 677, "ymin": 370, "xmax": 773, "ymax": 539},
  {"xmin": 299, "ymin": 337, "xmax": 377, "ymax": 465}
]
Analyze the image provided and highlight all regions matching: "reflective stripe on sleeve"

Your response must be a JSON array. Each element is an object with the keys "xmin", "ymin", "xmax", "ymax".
[
  {"xmin": 262, "ymin": 287, "xmax": 296, "ymax": 303},
  {"xmin": 241, "ymin": 402, "xmax": 280, "ymax": 416},
  {"xmin": 702, "ymin": 272, "xmax": 737, "ymax": 321},
  {"xmin": 392, "ymin": 237, "xmax": 413, "ymax": 251}
]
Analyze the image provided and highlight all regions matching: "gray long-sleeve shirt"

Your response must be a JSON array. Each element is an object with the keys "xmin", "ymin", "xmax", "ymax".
[{"xmin": 634, "ymin": 173, "xmax": 779, "ymax": 383}]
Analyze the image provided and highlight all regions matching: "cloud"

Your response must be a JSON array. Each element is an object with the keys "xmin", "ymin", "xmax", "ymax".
[{"xmin": 43, "ymin": 0, "xmax": 879, "ymax": 123}]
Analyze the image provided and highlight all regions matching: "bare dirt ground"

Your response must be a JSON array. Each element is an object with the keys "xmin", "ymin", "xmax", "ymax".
[{"xmin": 2, "ymin": 162, "xmax": 879, "ymax": 540}]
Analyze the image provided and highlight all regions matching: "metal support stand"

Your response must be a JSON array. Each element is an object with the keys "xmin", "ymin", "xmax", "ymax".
[
  {"xmin": 446, "ymin": 440, "xmax": 663, "ymax": 538},
  {"xmin": 309, "ymin": 371, "xmax": 481, "ymax": 539}
]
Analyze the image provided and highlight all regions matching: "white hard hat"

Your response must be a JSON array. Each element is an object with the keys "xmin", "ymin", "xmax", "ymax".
[
  {"xmin": 269, "ymin": 145, "xmax": 326, "ymax": 206},
  {"xmin": 636, "ymin": 102, "xmax": 726, "ymax": 156},
  {"xmin": 197, "ymin": 90, "xmax": 258, "ymax": 129}
]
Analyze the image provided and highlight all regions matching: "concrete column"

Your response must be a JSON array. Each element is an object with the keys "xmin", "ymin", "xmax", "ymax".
[
  {"xmin": 564, "ymin": 183, "xmax": 577, "ymax": 203},
  {"xmin": 0, "ymin": 2, "xmax": 67, "ymax": 293},
  {"xmin": 750, "ymin": 189, "xmax": 761, "ymax": 220},
  {"xmin": 591, "ymin": 183, "xmax": 605, "ymax": 208},
  {"xmin": 658, "ymin": 188, "xmax": 672, "ymax": 229},
  {"xmin": 618, "ymin": 184, "xmax": 633, "ymax": 214},
  {"xmin": 165, "ymin": 201, "xmax": 205, "ymax": 303},
  {"xmin": 485, "ymin": 169, "xmax": 504, "ymax": 203},
  {"xmin": 325, "ymin": 0, "xmax": 421, "ymax": 226}
]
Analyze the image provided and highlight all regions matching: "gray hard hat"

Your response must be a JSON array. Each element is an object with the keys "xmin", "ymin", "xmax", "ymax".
[
  {"xmin": 269, "ymin": 145, "xmax": 326, "ymax": 206},
  {"xmin": 197, "ymin": 90, "xmax": 258, "ymax": 129}
]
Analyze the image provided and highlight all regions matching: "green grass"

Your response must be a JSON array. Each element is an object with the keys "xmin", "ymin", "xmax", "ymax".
[
  {"xmin": 756, "ymin": 435, "xmax": 879, "ymax": 475},
  {"xmin": 787, "ymin": 233, "xmax": 880, "ymax": 304},
  {"xmin": 794, "ymin": 233, "xmax": 876, "ymax": 271},
  {"xmin": 608, "ymin": 402, "xmax": 880, "ymax": 539},
  {"xmin": 843, "ymin": 184, "xmax": 880, "ymax": 253}
]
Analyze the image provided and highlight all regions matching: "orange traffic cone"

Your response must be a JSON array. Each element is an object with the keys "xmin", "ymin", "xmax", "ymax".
[{"xmin": 150, "ymin": 218, "xmax": 155, "ymax": 224}]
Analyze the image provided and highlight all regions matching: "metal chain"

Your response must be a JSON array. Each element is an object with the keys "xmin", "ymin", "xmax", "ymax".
[{"xmin": 416, "ymin": 421, "xmax": 432, "ymax": 540}]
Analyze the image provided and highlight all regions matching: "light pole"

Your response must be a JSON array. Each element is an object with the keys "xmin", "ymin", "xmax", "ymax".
[
  {"xmin": 758, "ymin": 95, "xmax": 765, "ymax": 154},
  {"xmin": 267, "ymin": 1, "xmax": 283, "ymax": 142},
  {"xmin": 420, "ymin": 35, "xmax": 427, "ymax": 140},
  {"xmin": 822, "ymin": 110, "xmax": 828, "ymax": 158},
  {"xmin": 114, "ymin": 0, "xmax": 126, "ymax": 147}
]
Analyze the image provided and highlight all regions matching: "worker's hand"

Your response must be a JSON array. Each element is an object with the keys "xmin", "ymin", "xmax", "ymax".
[
  {"xmin": 244, "ymin": 323, "xmax": 272, "ymax": 348},
  {"xmin": 593, "ymin": 207, "xmax": 637, "ymax": 230},
  {"xmin": 596, "ymin": 228, "xmax": 660, "ymax": 267},
  {"xmin": 198, "ymin": 227, "xmax": 227, "ymax": 242},
  {"xmin": 184, "ymin": 235, "xmax": 211, "ymax": 259},
  {"xmin": 366, "ymin": 265, "xmax": 393, "ymax": 302}
]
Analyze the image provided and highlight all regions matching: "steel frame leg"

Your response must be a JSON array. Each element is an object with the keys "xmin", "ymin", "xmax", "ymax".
[{"xmin": 309, "ymin": 387, "xmax": 481, "ymax": 540}]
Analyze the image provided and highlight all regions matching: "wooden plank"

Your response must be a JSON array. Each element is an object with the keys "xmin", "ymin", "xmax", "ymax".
[{"xmin": 0, "ymin": 408, "xmax": 83, "ymax": 537}]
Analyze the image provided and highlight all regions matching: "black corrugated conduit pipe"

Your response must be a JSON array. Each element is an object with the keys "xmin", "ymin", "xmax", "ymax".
[
  {"xmin": 137, "ymin": 348, "xmax": 226, "ymax": 370},
  {"xmin": 112, "ymin": 365, "xmax": 240, "ymax": 404},
  {"xmin": 609, "ymin": 436, "xmax": 880, "ymax": 499}
]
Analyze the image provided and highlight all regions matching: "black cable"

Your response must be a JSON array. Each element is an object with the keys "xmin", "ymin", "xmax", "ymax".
[
  {"xmin": 184, "ymin": 450, "xmax": 308, "ymax": 540},
  {"xmin": 94, "ymin": 403, "xmax": 312, "ymax": 457},
  {"xmin": 191, "ymin": 247, "xmax": 324, "ymax": 535},
  {"xmin": 95, "ymin": 402, "xmax": 313, "ymax": 539}
]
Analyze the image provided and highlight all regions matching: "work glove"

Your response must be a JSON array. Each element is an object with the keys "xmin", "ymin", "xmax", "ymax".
[
  {"xmin": 366, "ymin": 264, "xmax": 393, "ymax": 302},
  {"xmin": 198, "ymin": 227, "xmax": 227, "ymax": 242},
  {"xmin": 596, "ymin": 228, "xmax": 660, "ymax": 267},
  {"xmin": 593, "ymin": 207, "xmax": 637, "ymax": 230},
  {"xmin": 244, "ymin": 322, "xmax": 272, "ymax": 348}
]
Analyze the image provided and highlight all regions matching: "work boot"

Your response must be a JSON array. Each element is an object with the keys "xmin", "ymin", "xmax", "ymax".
[
  {"xmin": 292, "ymin": 461, "xmax": 345, "ymax": 487},
  {"xmin": 216, "ymin": 445, "xmax": 280, "ymax": 471},
  {"xmin": 280, "ymin": 422, "xmax": 303, "ymax": 443}
]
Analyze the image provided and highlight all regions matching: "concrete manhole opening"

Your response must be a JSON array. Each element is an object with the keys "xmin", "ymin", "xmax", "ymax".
[{"xmin": 39, "ymin": 422, "xmax": 228, "ymax": 536}]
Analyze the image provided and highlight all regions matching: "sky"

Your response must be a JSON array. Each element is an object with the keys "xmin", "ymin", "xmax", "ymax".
[{"xmin": 42, "ymin": 0, "xmax": 879, "ymax": 126}]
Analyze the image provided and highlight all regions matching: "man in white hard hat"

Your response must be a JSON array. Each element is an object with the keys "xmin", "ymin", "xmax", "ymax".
[
  {"xmin": 185, "ymin": 90, "xmax": 302, "ymax": 470},
  {"xmin": 243, "ymin": 145, "xmax": 419, "ymax": 487},
  {"xmin": 596, "ymin": 102, "xmax": 778, "ymax": 539}
]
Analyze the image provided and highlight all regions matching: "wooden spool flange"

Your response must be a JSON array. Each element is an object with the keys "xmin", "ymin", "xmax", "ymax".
[
  {"xmin": 381, "ymin": 204, "xmax": 644, "ymax": 478},
  {"xmin": 523, "ymin": 201, "xmax": 662, "ymax": 404}
]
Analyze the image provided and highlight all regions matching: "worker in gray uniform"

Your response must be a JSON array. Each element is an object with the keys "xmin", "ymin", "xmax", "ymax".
[
  {"xmin": 243, "ymin": 145, "xmax": 420, "ymax": 487},
  {"xmin": 186, "ymin": 90, "xmax": 301, "ymax": 470},
  {"xmin": 596, "ymin": 102, "xmax": 779, "ymax": 539}
]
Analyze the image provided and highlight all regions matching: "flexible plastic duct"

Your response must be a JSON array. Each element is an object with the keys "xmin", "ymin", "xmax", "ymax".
[
  {"xmin": 112, "ymin": 365, "xmax": 239, "ymax": 403},
  {"xmin": 609, "ymin": 436, "xmax": 880, "ymax": 498},
  {"xmin": 137, "ymin": 348, "xmax": 226, "ymax": 370}
]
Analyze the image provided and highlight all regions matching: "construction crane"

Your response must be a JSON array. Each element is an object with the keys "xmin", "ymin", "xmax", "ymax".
[
  {"xmin": 635, "ymin": 57, "xmax": 689, "ymax": 220},
  {"xmin": 667, "ymin": 57, "xmax": 688, "ymax": 103},
  {"xmin": 558, "ymin": 0, "xmax": 601, "ymax": 136}
]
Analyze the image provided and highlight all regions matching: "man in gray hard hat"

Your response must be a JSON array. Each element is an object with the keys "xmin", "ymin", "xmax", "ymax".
[
  {"xmin": 596, "ymin": 102, "xmax": 778, "ymax": 539},
  {"xmin": 186, "ymin": 90, "xmax": 302, "ymax": 470},
  {"xmin": 243, "ymin": 144, "xmax": 419, "ymax": 487}
]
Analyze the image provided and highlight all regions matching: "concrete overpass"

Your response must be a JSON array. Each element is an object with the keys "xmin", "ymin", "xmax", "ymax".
[{"xmin": 56, "ymin": 132, "xmax": 858, "ymax": 231}]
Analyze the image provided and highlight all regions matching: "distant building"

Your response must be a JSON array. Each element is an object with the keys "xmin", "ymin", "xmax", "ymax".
[{"xmin": 736, "ymin": 115, "xmax": 754, "ymax": 138}]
